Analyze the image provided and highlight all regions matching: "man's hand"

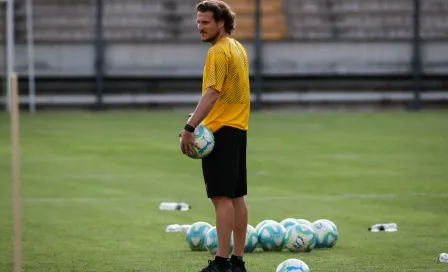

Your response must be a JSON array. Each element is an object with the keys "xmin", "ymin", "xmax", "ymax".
[
  {"xmin": 179, "ymin": 129, "xmax": 199, "ymax": 157},
  {"xmin": 180, "ymin": 87, "xmax": 219, "ymax": 157}
]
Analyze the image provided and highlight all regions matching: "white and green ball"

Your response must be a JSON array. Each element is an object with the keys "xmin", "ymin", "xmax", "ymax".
[
  {"xmin": 244, "ymin": 225, "xmax": 259, "ymax": 253},
  {"xmin": 315, "ymin": 219, "xmax": 338, "ymax": 245},
  {"xmin": 255, "ymin": 219, "xmax": 277, "ymax": 234},
  {"xmin": 258, "ymin": 222, "xmax": 286, "ymax": 251},
  {"xmin": 312, "ymin": 220, "xmax": 337, "ymax": 248},
  {"xmin": 181, "ymin": 124, "xmax": 215, "ymax": 159},
  {"xmin": 284, "ymin": 223, "xmax": 317, "ymax": 252},
  {"xmin": 205, "ymin": 226, "xmax": 234, "ymax": 255},
  {"xmin": 276, "ymin": 258, "xmax": 311, "ymax": 272},
  {"xmin": 185, "ymin": 222, "xmax": 212, "ymax": 251},
  {"xmin": 254, "ymin": 220, "xmax": 277, "ymax": 248},
  {"xmin": 280, "ymin": 218, "xmax": 299, "ymax": 231}
]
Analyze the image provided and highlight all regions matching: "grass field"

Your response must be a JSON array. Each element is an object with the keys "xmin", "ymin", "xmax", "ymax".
[{"xmin": 0, "ymin": 110, "xmax": 447, "ymax": 272}]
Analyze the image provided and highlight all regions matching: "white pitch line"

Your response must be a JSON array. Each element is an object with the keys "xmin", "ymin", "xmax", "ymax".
[{"xmin": 21, "ymin": 193, "xmax": 448, "ymax": 203}]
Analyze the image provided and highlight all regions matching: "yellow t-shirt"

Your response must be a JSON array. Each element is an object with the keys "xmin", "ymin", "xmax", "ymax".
[{"xmin": 201, "ymin": 37, "xmax": 251, "ymax": 133}]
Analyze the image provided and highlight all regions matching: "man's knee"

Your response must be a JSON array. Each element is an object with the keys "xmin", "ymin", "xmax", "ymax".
[
  {"xmin": 232, "ymin": 196, "xmax": 246, "ymax": 205},
  {"xmin": 211, "ymin": 196, "xmax": 232, "ymax": 208}
]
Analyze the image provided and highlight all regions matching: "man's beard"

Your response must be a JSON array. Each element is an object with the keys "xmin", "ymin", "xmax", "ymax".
[{"xmin": 202, "ymin": 30, "xmax": 220, "ymax": 43}]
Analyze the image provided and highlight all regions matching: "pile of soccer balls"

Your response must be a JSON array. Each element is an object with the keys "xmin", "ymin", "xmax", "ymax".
[{"xmin": 185, "ymin": 218, "xmax": 338, "ymax": 271}]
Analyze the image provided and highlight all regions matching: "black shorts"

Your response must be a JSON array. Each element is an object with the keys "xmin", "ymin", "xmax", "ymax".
[{"xmin": 201, "ymin": 126, "xmax": 247, "ymax": 198}]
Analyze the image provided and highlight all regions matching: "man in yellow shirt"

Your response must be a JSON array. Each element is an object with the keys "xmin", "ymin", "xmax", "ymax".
[{"xmin": 179, "ymin": 1, "xmax": 250, "ymax": 271}]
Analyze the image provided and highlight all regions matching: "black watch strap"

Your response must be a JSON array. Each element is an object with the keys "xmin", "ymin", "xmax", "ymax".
[{"xmin": 184, "ymin": 124, "xmax": 195, "ymax": 132}]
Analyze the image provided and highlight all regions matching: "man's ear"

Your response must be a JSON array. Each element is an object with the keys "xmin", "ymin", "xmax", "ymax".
[{"xmin": 218, "ymin": 20, "xmax": 224, "ymax": 29}]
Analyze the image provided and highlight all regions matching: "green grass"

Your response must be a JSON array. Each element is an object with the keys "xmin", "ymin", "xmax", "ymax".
[{"xmin": 1, "ymin": 110, "xmax": 448, "ymax": 272}]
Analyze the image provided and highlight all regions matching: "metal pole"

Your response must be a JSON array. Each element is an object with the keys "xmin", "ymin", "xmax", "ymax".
[
  {"xmin": 2, "ymin": 2, "xmax": 6, "ymax": 110},
  {"xmin": 253, "ymin": 0, "xmax": 263, "ymax": 111},
  {"xmin": 26, "ymin": 0, "xmax": 35, "ymax": 113},
  {"xmin": 94, "ymin": 0, "xmax": 104, "ymax": 109},
  {"xmin": 10, "ymin": 72, "xmax": 22, "ymax": 272},
  {"xmin": 410, "ymin": 0, "xmax": 423, "ymax": 110},
  {"xmin": 6, "ymin": 0, "xmax": 15, "ymax": 113}
]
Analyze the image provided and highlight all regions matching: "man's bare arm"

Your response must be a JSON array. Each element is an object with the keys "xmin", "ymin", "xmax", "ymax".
[{"xmin": 187, "ymin": 87, "xmax": 220, "ymax": 128}]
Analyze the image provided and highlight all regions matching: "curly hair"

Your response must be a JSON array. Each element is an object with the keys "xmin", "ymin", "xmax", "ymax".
[{"xmin": 196, "ymin": 0, "xmax": 236, "ymax": 35}]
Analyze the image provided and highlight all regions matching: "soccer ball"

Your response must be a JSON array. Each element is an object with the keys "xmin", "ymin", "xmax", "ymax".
[
  {"xmin": 255, "ymin": 219, "xmax": 277, "ymax": 234},
  {"xmin": 312, "ymin": 220, "xmax": 337, "ymax": 248},
  {"xmin": 280, "ymin": 218, "xmax": 299, "ymax": 231},
  {"xmin": 257, "ymin": 222, "xmax": 286, "ymax": 251},
  {"xmin": 205, "ymin": 226, "xmax": 234, "ymax": 255},
  {"xmin": 180, "ymin": 124, "xmax": 215, "ymax": 159},
  {"xmin": 255, "ymin": 220, "xmax": 277, "ymax": 248},
  {"xmin": 284, "ymin": 223, "xmax": 317, "ymax": 252},
  {"xmin": 296, "ymin": 219, "xmax": 312, "ymax": 227},
  {"xmin": 185, "ymin": 222, "xmax": 213, "ymax": 251},
  {"xmin": 276, "ymin": 259, "xmax": 310, "ymax": 272},
  {"xmin": 244, "ymin": 225, "xmax": 259, "ymax": 253},
  {"xmin": 315, "ymin": 219, "xmax": 338, "ymax": 245}
]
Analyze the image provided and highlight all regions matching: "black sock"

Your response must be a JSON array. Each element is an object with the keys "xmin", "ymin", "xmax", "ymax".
[
  {"xmin": 215, "ymin": 256, "xmax": 229, "ymax": 265},
  {"xmin": 230, "ymin": 255, "xmax": 243, "ymax": 264}
]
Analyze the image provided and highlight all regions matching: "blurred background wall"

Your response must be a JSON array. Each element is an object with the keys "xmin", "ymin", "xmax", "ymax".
[{"xmin": 0, "ymin": 0, "xmax": 447, "ymax": 110}]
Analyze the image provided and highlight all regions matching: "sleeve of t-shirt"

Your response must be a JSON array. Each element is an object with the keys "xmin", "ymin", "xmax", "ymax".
[{"xmin": 205, "ymin": 51, "xmax": 227, "ymax": 92}]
